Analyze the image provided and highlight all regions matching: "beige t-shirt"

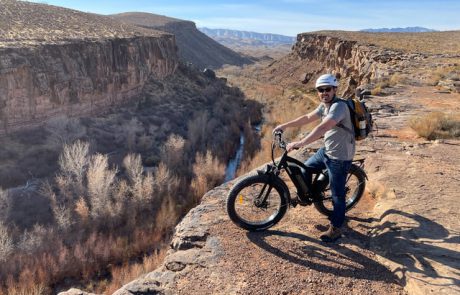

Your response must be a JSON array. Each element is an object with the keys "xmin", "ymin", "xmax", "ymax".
[{"xmin": 314, "ymin": 98, "xmax": 355, "ymax": 160}]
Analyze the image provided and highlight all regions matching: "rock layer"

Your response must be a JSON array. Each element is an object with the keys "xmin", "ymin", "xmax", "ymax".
[
  {"xmin": 0, "ymin": 35, "xmax": 178, "ymax": 133},
  {"xmin": 266, "ymin": 33, "xmax": 428, "ymax": 97}
]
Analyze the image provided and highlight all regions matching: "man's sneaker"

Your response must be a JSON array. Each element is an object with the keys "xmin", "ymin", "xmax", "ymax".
[{"xmin": 320, "ymin": 225, "xmax": 342, "ymax": 242}]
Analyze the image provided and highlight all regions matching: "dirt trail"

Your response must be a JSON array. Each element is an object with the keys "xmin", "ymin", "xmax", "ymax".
[
  {"xmin": 356, "ymin": 86, "xmax": 460, "ymax": 295},
  {"xmin": 114, "ymin": 85, "xmax": 459, "ymax": 295}
]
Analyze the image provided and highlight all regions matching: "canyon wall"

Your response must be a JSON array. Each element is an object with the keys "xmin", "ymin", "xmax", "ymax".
[
  {"xmin": 0, "ymin": 35, "xmax": 178, "ymax": 133},
  {"xmin": 267, "ymin": 33, "xmax": 427, "ymax": 96}
]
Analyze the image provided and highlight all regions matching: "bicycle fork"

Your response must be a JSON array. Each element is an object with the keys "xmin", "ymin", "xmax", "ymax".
[{"xmin": 253, "ymin": 182, "xmax": 273, "ymax": 208}]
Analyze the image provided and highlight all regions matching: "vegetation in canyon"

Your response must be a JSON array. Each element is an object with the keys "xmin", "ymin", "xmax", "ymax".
[{"xmin": 0, "ymin": 64, "xmax": 262, "ymax": 294}]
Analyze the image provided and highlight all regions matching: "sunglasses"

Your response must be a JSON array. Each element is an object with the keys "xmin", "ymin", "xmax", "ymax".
[{"xmin": 317, "ymin": 87, "xmax": 332, "ymax": 93}]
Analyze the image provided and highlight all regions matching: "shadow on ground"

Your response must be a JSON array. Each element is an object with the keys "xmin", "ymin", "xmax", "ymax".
[
  {"xmin": 350, "ymin": 209, "xmax": 460, "ymax": 292},
  {"xmin": 247, "ymin": 208, "xmax": 460, "ymax": 293}
]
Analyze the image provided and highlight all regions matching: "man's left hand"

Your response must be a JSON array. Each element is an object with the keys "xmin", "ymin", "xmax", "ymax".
[{"xmin": 286, "ymin": 141, "xmax": 301, "ymax": 152}]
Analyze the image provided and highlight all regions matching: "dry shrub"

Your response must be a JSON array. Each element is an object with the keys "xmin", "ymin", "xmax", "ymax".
[
  {"xmin": 53, "ymin": 204, "xmax": 73, "ymax": 231},
  {"xmin": 45, "ymin": 115, "xmax": 86, "ymax": 147},
  {"xmin": 425, "ymin": 70, "xmax": 444, "ymax": 86},
  {"xmin": 160, "ymin": 134, "xmax": 185, "ymax": 170},
  {"xmin": 123, "ymin": 153, "xmax": 154, "ymax": 204},
  {"xmin": 190, "ymin": 151, "xmax": 225, "ymax": 203},
  {"xmin": 121, "ymin": 118, "xmax": 144, "ymax": 151},
  {"xmin": 409, "ymin": 112, "xmax": 460, "ymax": 140},
  {"xmin": 123, "ymin": 154, "xmax": 143, "ymax": 188},
  {"xmin": 87, "ymin": 154, "xmax": 117, "ymax": 219},
  {"xmin": 6, "ymin": 281, "xmax": 48, "ymax": 295},
  {"xmin": 59, "ymin": 140, "xmax": 89, "ymax": 181},
  {"xmin": 371, "ymin": 85, "xmax": 383, "ymax": 96},
  {"xmin": 237, "ymin": 135, "xmax": 273, "ymax": 175},
  {"xmin": 154, "ymin": 195, "xmax": 179, "ymax": 235},
  {"xmin": 187, "ymin": 111, "xmax": 209, "ymax": 154},
  {"xmin": 75, "ymin": 197, "xmax": 90, "ymax": 224},
  {"xmin": 371, "ymin": 79, "xmax": 390, "ymax": 95},
  {"xmin": 18, "ymin": 225, "xmax": 48, "ymax": 254},
  {"xmin": 100, "ymin": 248, "xmax": 167, "ymax": 295},
  {"xmin": 0, "ymin": 222, "xmax": 13, "ymax": 262},
  {"xmin": 153, "ymin": 163, "xmax": 179, "ymax": 198},
  {"xmin": 58, "ymin": 140, "xmax": 89, "ymax": 199},
  {"xmin": 0, "ymin": 188, "xmax": 10, "ymax": 222},
  {"xmin": 137, "ymin": 133, "xmax": 153, "ymax": 152},
  {"xmin": 389, "ymin": 73, "xmax": 408, "ymax": 86}
]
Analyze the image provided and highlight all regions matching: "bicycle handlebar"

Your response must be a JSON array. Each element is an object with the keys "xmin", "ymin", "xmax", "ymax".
[
  {"xmin": 271, "ymin": 130, "xmax": 287, "ymax": 165},
  {"xmin": 273, "ymin": 130, "xmax": 286, "ymax": 150}
]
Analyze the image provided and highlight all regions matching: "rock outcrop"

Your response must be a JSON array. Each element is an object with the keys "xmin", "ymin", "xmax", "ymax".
[
  {"xmin": 0, "ymin": 36, "xmax": 178, "ymax": 133},
  {"xmin": 264, "ymin": 33, "xmax": 428, "ymax": 97},
  {"xmin": 111, "ymin": 12, "xmax": 253, "ymax": 70},
  {"xmin": 0, "ymin": 1, "xmax": 179, "ymax": 133}
]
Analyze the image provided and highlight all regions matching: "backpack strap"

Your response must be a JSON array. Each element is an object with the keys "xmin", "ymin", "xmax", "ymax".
[
  {"xmin": 337, "ymin": 121, "xmax": 354, "ymax": 136},
  {"xmin": 332, "ymin": 99, "xmax": 355, "ymax": 136}
]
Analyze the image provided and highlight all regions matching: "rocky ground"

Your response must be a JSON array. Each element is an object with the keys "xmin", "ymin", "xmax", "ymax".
[{"xmin": 107, "ymin": 85, "xmax": 459, "ymax": 295}]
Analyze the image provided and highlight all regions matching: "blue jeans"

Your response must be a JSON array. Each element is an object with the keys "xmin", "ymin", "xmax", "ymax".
[{"xmin": 304, "ymin": 147, "xmax": 352, "ymax": 228}]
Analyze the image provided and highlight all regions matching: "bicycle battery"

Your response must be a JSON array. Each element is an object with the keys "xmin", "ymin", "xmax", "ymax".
[{"xmin": 286, "ymin": 164, "xmax": 309, "ymax": 196}]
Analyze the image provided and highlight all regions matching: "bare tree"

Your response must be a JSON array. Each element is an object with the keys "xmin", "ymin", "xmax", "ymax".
[
  {"xmin": 122, "ymin": 118, "xmax": 144, "ymax": 151},
  {"xmin": 191, "ymin": 151, "xmax": 225, "ymax": 203},
  {"xmin": 0, "ymin": 222, "xmax": 13, "ymax": 262},
  {"xmin": 45, "ymin": 115, "xmax": 86, "ymax": 147},
  {"xmin": 87, "ymin": 154, "xmax": 117, "ymax": 219},
  {"xmin": 0, "ymin": 188, "xmax": 10, "ymax": 222},
  {"xmin": 160, "ymin": 134, "xmax": 185, "ymax": 171},
  {"xmin": 59, "ymin": 140, "xmax": 90, "ymax": 183},
  {"xmin": 123, "ymin": 153, "xmax": 154, "ymax": 203}
]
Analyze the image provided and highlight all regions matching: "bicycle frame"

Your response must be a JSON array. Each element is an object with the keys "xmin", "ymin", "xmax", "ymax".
[
  {"xmin": 255, "ymin": 132, "xmax": 325, "ymax": 206},
  {"xmin": 260, "ymin": 131, "xmax": 367, "ymax": 206},
  {"xmin": 226, "ymin": 131, "xmax": 368, "ymax": 231}
]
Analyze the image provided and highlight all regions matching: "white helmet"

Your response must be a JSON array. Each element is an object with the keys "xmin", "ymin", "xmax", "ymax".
[{"xmin": 315, "ymin": 74, "xmax": 338, "ymax": 88}]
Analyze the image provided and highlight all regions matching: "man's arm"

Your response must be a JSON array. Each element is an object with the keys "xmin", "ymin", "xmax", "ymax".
[
  {"xmin": 273, "ymin": 109, "xmax": 320, "ymax": 133},
  {"xmin": 286, "ymin": 116, "xmax": 337, "ymax": 151}
]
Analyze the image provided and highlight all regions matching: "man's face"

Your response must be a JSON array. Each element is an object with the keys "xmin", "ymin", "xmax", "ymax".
[{"xmin": 316, "ymin": 86, "xmax": 336, "ymax": 103}]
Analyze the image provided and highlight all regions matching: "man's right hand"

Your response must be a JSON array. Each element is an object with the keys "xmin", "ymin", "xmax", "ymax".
[{"xmin": 272, "ymin": 125, "xmax": 284, "ymax": 135}]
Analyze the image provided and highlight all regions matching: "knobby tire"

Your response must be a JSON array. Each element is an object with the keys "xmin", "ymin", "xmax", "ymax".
[
  {"xmin": 314, "ymin": 164, "xmax": 366, "ymax": 216},
  {"xmin": 226, "ymin": 174, "xmax": 289, "ymax": 231}
]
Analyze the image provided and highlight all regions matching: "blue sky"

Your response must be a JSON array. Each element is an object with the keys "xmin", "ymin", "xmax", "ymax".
[{"xmin": 29, "ymin": 0, "xmax": 460, "ymax": 36}]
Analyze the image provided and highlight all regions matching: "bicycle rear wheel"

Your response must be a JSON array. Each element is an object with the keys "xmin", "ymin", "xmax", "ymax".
[
  {"xmin": 227, "ymin": 174, "xmax": 288, "ymax": 231},
  {"xmin": 314, "ymin": 164, "xmax": 366, "ymax": 216}
]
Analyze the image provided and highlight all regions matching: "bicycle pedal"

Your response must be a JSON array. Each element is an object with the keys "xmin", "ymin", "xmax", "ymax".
[
  {"xmin": 297, "ymin": 200, "xmax": 311, "ymax": 206},
  {"xmin": 295, "ymin": 196, "xmax": 311, "ymax": 206}
]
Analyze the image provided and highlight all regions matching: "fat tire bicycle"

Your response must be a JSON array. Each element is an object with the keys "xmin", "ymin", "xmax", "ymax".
[{"xmin": 226, "ymin": 131, "xmax": 367, "ymax": 231}]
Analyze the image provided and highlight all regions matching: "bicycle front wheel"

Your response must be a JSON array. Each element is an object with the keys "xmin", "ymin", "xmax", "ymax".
[
  {"xmin": 314, "ymin": 164, "xmax": 366, "ymax": 216},
  {"xmin": 226, "ymin": 174, "xmax": 289, "ymax": 231}
]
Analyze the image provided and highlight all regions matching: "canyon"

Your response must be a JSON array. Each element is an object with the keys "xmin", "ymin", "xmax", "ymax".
[
  {"xmin": 106, "ymin": 32, "xmax": 460, "ymax": 295},
  {"xmin": 1, "ymin": 1, "xmax": 459, "ymax": 294}
]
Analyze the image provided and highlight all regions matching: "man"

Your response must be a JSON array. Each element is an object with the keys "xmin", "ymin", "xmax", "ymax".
[{"xmin": 273, "ymin": 73, "xmax": 355, "ymax": 242}]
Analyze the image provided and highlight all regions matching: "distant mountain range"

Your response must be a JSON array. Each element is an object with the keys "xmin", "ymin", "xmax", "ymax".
[
  {"xmin": 360, "ymin": 26, "xmax": 437, "ymax": 33},
  {"xmin": 198, "ymin": 28, "xmax": 296, "ymax": 45}
]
